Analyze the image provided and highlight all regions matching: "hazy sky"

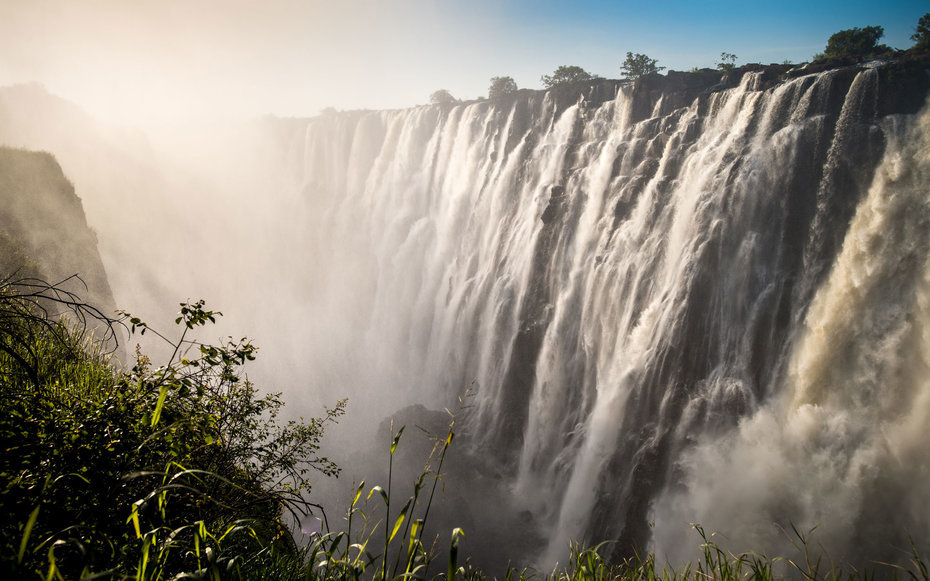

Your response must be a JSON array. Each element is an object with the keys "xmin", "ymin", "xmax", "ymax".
[{"xmin": 0, "ymin": 0, "xmax": 925, "ymax": 127}]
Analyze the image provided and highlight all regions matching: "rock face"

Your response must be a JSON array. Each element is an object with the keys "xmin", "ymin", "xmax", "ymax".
[
  {"xmin": 0, "ymin": 147, "xmax": 115, "ymax": 314},
  {"xmin": 293, "ymin": 56, "xmax": 930, "ymax": 570}
]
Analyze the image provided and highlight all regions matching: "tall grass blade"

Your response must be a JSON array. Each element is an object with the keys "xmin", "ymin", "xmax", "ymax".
[
  {"xmin": 368, "ymin": 485, "xmax": 388, "ymax": 506},
  {"xmin": 391, "ymin": 425, "xmax": 406, "ymax": 456},
  {"xmin": 18, "ymin": 504, "xmax": 40, "ymax": 564},
  {"xmin": 151, "ymin": 383, "xmax": 169, "ymax": 427},
  {"xmin": 390, "ymin": 500, "xmax": 412, "ymax": 543}
]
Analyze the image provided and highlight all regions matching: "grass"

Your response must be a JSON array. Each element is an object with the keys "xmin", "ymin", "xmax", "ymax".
[
  {"xmin": 2, "ymin": 275, "xmax": 928, "ymax": 580},
  {"xmin": 260, "ymin": 410, "xmax": 930, "ymax": 581}
]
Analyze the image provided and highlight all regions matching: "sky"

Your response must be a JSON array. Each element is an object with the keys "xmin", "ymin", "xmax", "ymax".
[{"xmin": 0, "ymin": 0, "xmax": 926, "ymax": 128}]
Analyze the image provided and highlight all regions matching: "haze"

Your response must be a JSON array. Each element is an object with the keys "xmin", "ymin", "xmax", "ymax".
[{"xmin": 1, "ymin": 0, "xmax": 925, "ymax": 128}]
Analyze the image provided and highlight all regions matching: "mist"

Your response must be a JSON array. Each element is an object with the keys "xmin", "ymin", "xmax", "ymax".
[
  {"xmin": 5, "ymin": 1, "xmax": 923, "ymax": 128},
  {"xmin": 4, "ymin": 0, "xmax": 930, "ymax": 575},
  {"xmin": 0, "ymin": 1, "xmax": 524, "ymax": 127}
]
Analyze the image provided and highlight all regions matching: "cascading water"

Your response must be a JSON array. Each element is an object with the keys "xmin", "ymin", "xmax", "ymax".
[{"xmin": 292, "ymin": 63, "xmax": 930, "ymax": 567}]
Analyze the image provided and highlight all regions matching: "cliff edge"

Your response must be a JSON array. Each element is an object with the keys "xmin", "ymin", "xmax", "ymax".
[{"xmin": 0, "ymin": 146, "xmax": 115, "ymax": 314}]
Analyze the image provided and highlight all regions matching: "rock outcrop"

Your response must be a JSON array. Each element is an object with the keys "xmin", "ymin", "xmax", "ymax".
[{"xmin": 0, "ymin": 146, "xmax": 115, "ymax": 314}]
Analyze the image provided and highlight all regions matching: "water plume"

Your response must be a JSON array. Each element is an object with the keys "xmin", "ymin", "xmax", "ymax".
[{"xmin": 2, "ymin": 62, "xmax": 929, "ymax": 571}]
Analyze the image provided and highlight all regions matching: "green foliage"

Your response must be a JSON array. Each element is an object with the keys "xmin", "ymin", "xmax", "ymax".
[
  {"xmin": 619, "ymin": 52, "xmax": 665, "ymax": 81},
  {"xmin": 488, "ymin": 76, "xmax": 518, "ymax": 100},
  {"xmin": 0, "ymin": 274, "xmax": 117, "ymax": 390},
  {"xmin": 535, "ymin": 525, "xmax": 930, "ymax": 581},
  {"xmin": 4, "ymin": 277, "xmax": 929, "ymax": 580},
  {"xmin": 913, "ymin": 13, "xmax": 930, "ymax": 50},
  {"xmin": 298, "ymin": 418, "xmax": 930, "ymax": 581},
  {"xmin": 303, "ymin": 403, "xmax": 462, "ymax": 581},
  {"xmin": 716, "ymin": 52, "xmax": 737, "ymax": 76},
  {"xmin": 541, "ymin": 65, "xmax": 597, "ymax": 89},
  {"xmin": 429, "ymin": 90, "xmax": 457, "ymax": 106},
  {"xmin": 823, "ymin": 25, "xmax": 889, "ymax": 58},
  {"xmin": 0, "ymin": 276, "xmax": 344, "ymax": 579}
]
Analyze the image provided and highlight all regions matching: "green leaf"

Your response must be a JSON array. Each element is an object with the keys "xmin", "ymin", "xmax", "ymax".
[
  {"xmin": 352, "ymin": 481, "xmax": 365, "ymax": 507},
  {"xmin": 127, "ymin": 500, "xmax": 143, "ymax": 539},
  {"xmin": 391, "ymin": 425, "xmax": 405, "ymax": 456},
  {"xmin": 389, "ymin": 500, "xmax": 412, "ymax": 543},
  {"xmin": 17, "ymin": 504, "xmax": 40, "ymax": 564},
  {"xmin": 151, "ymin": 384, "xmax": 169, "ymax": 427},
  {"xmin": 368, "ymin": 485, "xmax": 388, "ymax": 506}
]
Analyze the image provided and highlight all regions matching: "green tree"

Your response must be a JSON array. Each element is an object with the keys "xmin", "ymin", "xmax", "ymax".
[
  {"xmin": 488, "ymin": 76, "xmax": 518, "ymax": 99},
  {"xmin": 620, "ymin": 52, "xmax": 665, "ymax": 81},
  {"xmin": 912, "ymin": 13, "xmax": 930, "ymax": 50},
  {"xmin": 429, "ymin": 89, "xmax": 456, "ymax": 106},
  {"xmin": 541, "ymin": 65, "xmax": 596, "ymax": 88},
  {"xmin": 717, "ymin": 52, "xmax": 737, "ymax": 75},
  {"xmin": 823, "ymin": 25, "xmax": 888, "ymax": 58}
]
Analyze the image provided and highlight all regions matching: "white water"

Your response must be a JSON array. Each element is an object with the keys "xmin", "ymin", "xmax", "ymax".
[
  {"xmin": 3, "ymin": 66, "xmax": 928, "ymax": 569},
  {"xmin": 655, "ymin": 96, "xmax": 930, "ymax": 564},
  {"xmin": 292, "ymin": 68, "xmax": 930, "ymax": 566}
]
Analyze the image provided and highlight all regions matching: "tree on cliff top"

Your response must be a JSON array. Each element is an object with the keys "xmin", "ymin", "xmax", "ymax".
[
  {"xmin": 429, "ymin": 89, "xmax": 457, "ymax": 106},
  {"xmin": 717, "ymin": 52, "xmax": 737, "ymax": 76},
  {"xmin": 620, "ymin": 52, "xmax": 665, "ymax": 81},
  {"xmin": 912, "ymin": 13, "xmax": 930, "ymax": 50},
  {"xmin": 541, "ymin": 65, "xmax": 596, "ymax": 88},
  {"xmin": 823, "ymin": 25, "xmax": 890, "ymax": 58},
  {"xmin": 488, "ymin": 76, "xmax": 518, "ymax": 99}
]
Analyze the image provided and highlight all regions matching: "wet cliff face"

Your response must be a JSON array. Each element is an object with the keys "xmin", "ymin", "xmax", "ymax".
[
  {"xmin": 3, "ymin": 57, "xmax": 925, "ymax": 569},
  {"xmin": 293, "ymin": 59, "xmax": 930, "ymax": 568},
  {"xmin": 0, "ymin": 147, "xmax": 114, "ymax": 313}
]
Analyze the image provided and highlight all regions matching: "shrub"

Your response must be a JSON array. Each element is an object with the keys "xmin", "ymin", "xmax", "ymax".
[{"xmin": 0, "ymin": 275, "xmax": 344, "ymax": 579}]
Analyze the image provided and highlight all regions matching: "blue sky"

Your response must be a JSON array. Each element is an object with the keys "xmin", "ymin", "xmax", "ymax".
[{"xmin": 0, "ymin": 0, "xmax": 925, "ymax": 127}]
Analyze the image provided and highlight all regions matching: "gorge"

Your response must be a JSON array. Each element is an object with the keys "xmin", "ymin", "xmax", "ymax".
[
  {"xmin": 288, "ymin": 59, "xmax": 930, "ymax": 567},
  {"xmin": 2, "ymin": 56, "xmax": 930, "ymax": 571}
]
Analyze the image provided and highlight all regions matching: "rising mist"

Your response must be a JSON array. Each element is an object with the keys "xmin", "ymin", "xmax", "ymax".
[{"xmin": 2, "ymin": 57, "xmax": 930, "ymax": 573}]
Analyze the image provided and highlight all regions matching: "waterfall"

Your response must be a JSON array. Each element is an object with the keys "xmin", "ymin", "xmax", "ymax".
[{"xmin": 293, "ymin": 65, "xmax": 930, "ymax": 566}]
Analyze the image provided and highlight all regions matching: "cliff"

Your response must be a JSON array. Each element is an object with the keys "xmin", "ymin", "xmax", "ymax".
[
  {"xmin": 293, "ymin": 55, "xmax": 930, "ymax": 568},
  {"xmin": 0, "ymin": 146, "xmax": 115, "ymax": 314}
]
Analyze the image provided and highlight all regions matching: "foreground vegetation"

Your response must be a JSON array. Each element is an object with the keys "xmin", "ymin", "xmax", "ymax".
[
  {"xmin": 0, "ymin": 275, "xmax": 344, "ymax": 579},
  {"xmin": 2, "ymin": 275, "xmax": 929, "ymax": 580}
]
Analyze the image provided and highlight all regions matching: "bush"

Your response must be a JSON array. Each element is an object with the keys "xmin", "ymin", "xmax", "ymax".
[{"xmin": 0, "ymin": 275, "xmax": 344, "ymax": 579}]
